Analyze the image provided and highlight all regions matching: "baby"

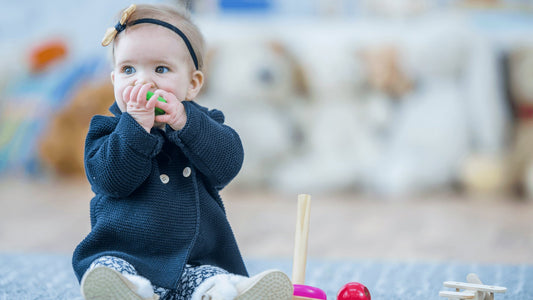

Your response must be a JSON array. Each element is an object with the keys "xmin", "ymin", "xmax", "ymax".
[{"xmin": 72, "ymin": 4, "xmax": 292, "ymax": 300}]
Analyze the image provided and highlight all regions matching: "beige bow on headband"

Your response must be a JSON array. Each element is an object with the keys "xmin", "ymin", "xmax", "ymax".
[{"xmin": 101, "ymin": 4, "xmax": 137, "ymax": 47}]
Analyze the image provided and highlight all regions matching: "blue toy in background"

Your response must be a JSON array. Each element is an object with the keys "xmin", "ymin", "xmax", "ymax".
[
  {"xmin": 219, "ymin": 0, "xmax": 273, "ymax": 12},
  {"xmin": 0, "ymin": 53, "xmax": 109, "ymax": 177}
]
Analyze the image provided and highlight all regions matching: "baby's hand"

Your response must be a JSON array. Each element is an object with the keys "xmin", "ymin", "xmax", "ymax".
[
  {"xmin": 152, "ymin": 90, "xmax": 187, "ymax": 131},
  {"xmin": 123, "ymin": 83, "xmax": 157, "ymax": 132}
]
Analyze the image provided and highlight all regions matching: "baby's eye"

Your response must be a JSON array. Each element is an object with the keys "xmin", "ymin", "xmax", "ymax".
[
  {"xmin": 155, "ymin": 66, "xmax": 169, "ymax": 74},
  {"xmin": 122, "ymin": 66, "xmax": 136, "ymax": 75}
]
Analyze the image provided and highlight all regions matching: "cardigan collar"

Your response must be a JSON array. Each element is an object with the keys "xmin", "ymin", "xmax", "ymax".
[{"xmin": 110, "ymin": 102, "xmax": 122, "ymax": 116}]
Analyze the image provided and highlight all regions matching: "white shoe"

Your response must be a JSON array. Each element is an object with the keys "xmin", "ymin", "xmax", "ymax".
[
  {"xmin": 198, "ymin": 269, "xmax": 293, "ymax": 300},
  {"xmin": 235, "ymin": 270, "xmax": 293, "ymax": 300},
  {"xmin": 80, "ymin": 266, "xmax": 159, "ymax": 300}
]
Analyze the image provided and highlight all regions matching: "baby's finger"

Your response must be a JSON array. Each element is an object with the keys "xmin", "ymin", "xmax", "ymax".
[
  {"xmin": 129, "ymin": 84, "xmax": 143, "ymax": 103},
  {"xmin": 151, "ymin": 94, "xmax": 169, "ymax": 116},
  {"xmin": 154, "ymin": 113, "xmax": 169, "ymax": 124},
  {"xmin": 146, "ymin": 92, "xmax": 158, "ymax": 110},
  {"xmin": 122, "ymin": 86, "xmax": 134, "ymax": 103},
  {"xmin": 154, "ymin": 96, "xmax": 170, "ymax": 112},
  {"xmin": 138, "ymin": 83, "xmax": 154, "ymax": 106},
  {"xmin": 156, "ymin": 90, "xmax": 178, "ymax": 103}
]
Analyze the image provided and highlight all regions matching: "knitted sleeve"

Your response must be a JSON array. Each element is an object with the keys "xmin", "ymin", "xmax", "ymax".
[
  {"xmin": 84, "ymin": 113, "xmax": 164, "ymax": 197},
  {"xmin": 167, "ymin": 101, "xmax": 244, "ymax": 190}
]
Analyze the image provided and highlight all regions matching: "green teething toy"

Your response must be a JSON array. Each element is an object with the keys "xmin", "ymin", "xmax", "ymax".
[{"xmin": 146, "ymin": 91, "xmax": 167, "ymax": 115}]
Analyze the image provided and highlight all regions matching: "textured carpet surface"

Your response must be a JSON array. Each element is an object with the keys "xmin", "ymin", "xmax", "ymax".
[{"xmin": 0, "ymin": 253, "xmax": 531, "ymax": 299}]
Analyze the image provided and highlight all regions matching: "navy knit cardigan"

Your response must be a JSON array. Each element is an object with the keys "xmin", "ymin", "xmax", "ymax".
[{"xmin": 72, "ymin": 101, "xmax": 248, "ymax": 290}]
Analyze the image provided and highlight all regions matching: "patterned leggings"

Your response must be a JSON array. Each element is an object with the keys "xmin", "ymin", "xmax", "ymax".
[{"xmin": 88, "ymin": 256, "xmax": 229, "ymax": 300}]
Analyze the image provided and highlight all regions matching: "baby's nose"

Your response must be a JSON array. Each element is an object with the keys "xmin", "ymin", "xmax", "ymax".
[
  {"xmin": 134, "ymin": 73, "xmax": 155, "ymax": 87},
  {"xmin": 135, "ymin": 79, "xmax": 155, "ymax": 87}
]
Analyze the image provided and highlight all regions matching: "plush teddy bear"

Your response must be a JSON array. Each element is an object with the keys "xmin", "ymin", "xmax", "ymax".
[
  {"xmin": 272, "ymin": 39, "xmax": 403, "ymax": 193},
  {"xmin": 273, "ymin": 23, "xmax": 511, "ymax": 197},
  {"xmin": 38, "ymin": 80, "xmax": 113, "ymax": 178},
  {"xmin": 200, "ymin": 38, "xmax": 308, "ymax": 188},
  {"xmin": 370, "ymin": 26, "xmax": 512, "ymax": 197},
  {"xmin": 363, "ymin": 35, "xmax": 467, "ymax": 195},
  {"xmin": 504, "ymin": 46, "xmax": 533, "ymax": 198},
  {"xmin": 360, "ymin": 45, "xmax": 413, "ymax": 99},
  {"xmin": 363, "ymin": 27, "xmax": 506, "ymax": 197}
]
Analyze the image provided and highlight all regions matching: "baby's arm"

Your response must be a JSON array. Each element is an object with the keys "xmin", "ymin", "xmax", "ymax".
[
  {"xmin": 84, "ymin": 113, "xmax": 163, "ymax": 197},
  {"xmin": 168, "ymin": 102, "xmax": 243, "ymax": 190}
]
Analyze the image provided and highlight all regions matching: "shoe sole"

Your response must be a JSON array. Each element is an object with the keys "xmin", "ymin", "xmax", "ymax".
[
  {"xmin": 81, "ymin": 266, "xmax": 143, "ymax": 300},
  {"xmin": 236, "ymin": 270, "xmax": 294, "ymax": 300}
]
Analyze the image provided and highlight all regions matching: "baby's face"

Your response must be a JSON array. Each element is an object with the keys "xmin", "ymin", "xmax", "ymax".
[{"xmin": 112, "ymin": 24, "xmax": 194, "ymax": 112}]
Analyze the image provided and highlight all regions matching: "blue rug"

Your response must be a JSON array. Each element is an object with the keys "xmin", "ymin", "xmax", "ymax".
[{"xmin": 0, "ymin": 253, "xmax": 530, "ymax": 299}]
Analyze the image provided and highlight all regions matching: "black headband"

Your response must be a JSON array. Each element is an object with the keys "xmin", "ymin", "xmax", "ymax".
[{"xmin": 116, "ymin": 18, "xmax": 199, "ymax": 70}]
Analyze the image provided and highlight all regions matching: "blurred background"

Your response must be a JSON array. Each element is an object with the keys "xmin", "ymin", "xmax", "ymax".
[{"xmin": 1, "ymin": 0, "xmax": 533, "ymax": 266}]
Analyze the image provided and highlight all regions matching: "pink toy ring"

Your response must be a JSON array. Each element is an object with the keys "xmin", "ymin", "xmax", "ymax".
[{"xmin": 293, "ymin": 284, "xmax": 327, "ymax": 300}]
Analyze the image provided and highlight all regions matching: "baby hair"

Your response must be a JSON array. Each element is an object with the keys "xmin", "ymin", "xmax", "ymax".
[{"xmin": 108, "ymin": 4, "xmax": 206, "ymax": 71}]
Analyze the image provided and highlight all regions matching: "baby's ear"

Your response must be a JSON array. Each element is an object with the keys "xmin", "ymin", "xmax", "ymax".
[
  {"xmin": 110, "ymin": 71, "xmax": 115, "ymax": 85},
  {"xmin": 186, "ymin": 70, "xmax": 204, "ymax": 100}
]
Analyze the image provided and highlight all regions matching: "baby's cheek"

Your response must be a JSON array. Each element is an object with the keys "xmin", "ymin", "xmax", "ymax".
[{"xmin": 116, "ymin": 97, "xmax": 127, "ymax": 112}]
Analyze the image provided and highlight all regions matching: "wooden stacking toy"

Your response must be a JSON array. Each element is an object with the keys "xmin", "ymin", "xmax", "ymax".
[{"xmin": 292, "ymin": 194, "xmax": 327, "ymax": 300}]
